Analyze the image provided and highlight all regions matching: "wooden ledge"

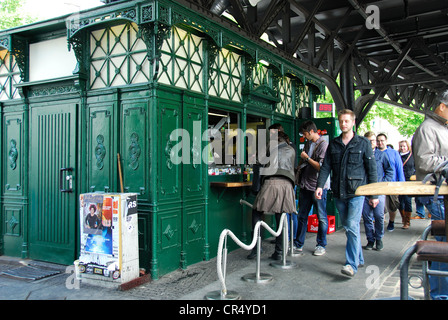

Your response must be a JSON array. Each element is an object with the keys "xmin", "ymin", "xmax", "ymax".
[
  {"xmin": 356, "ymin": 181, "xmax": 448, "ymax": 196},
  {"xmin": 210, "ymin": 182, "xmax": 252, "ymax": 188}
]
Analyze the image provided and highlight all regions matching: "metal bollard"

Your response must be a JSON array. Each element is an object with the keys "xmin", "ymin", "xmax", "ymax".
[
  {"xmin": 289, "ymin": 212, "xmax": 302, "ymax": 257},
  {"xmin": 205, "ymin": 235, "xmax": 241, "ymax": 300},
  {"xmin": 242, "ymin": 227, "xmax": 273, "ymax": 283},
  {"xmin": 270, "ymin": 214, "xmax": 298, "ymax": 269}
]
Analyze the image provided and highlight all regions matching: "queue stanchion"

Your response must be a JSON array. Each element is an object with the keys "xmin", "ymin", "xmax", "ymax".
[
  {"xmin": 289, "ymin": 212, "xmax": 302, "ymax": 257},
  {"xmin": 207, "ymin": 203, "xmax": 298, "ymax": 300},
  {"xmin": 270, "ymin": 214, "xmax": 298, "ymax": 270},
  {"xmin": 205, "ymin": 232, "xmax": 241, "ymax": 300},
  {"xmin": 242, "ymin": 224, "xmax": 273, "ymax": 283}
]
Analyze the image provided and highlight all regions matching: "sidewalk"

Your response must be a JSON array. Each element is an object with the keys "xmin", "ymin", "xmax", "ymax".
[{"xmin": 0, "ymin": 217, "xmax": 429, "ymax": 301}]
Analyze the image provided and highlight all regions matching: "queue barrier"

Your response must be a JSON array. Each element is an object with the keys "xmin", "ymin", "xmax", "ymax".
[{"xmin": 205, "ymin": 200, "xmax": 298, "ymax": 300}]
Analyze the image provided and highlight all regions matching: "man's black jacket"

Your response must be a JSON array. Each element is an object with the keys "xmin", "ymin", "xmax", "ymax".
[{"xmin": 317, "ymin": 132, "xmax": 378, "ymax": 199}]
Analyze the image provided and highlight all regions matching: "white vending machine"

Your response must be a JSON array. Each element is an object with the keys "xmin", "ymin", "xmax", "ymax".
[{"xmin": 76, "ymin": 192, "xmax": 139, "ymax": 287}]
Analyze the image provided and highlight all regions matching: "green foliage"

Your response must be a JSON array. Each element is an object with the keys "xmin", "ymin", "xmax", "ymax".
[
  {"xmin": 0, "ymin": 0, "xmax": 36, "ymax": 31},
  {"xmin": 358, "ymin": 102, "xmax": 424, "ymax": 138},
  {"xmin": 317, "ymin": 86, "xmax": 424, "ymax": 138}
]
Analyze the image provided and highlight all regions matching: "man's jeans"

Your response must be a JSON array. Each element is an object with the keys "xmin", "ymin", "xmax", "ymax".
[
  {"xmin": 415, "ymin": 197, "xmax": 426, "ymax": 218},
  {"xmin": 334, "ymin": 196, "xmax": 365, "ymax": 274},
  {"xmin": 296, "ymin": 188, "xmax": 328, "ymax": 248},
  {"xmin": 362, "ymin": 195, "xmax": 385, "ymax": 242},
  {"xmin": 418, "ymin": 196, "xmax": 447, "ymax": 299}
]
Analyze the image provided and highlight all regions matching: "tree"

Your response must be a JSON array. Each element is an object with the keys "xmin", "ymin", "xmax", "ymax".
[
  {"xmin": 357, "ymin": 101, "xmax": 424, "ymax": 138},
  {"xmin": 0, "ymin": 0, "xmax": 36, "ymax": 31},
  {"xmin": 317, "ymin": 86, "xmax": 424, "ymax": 138}
]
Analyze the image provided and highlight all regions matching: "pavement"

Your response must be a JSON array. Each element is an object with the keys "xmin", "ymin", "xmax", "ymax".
[{"xmin": 0, "ymin": 214, "xmax": 431, "ymax": 303}]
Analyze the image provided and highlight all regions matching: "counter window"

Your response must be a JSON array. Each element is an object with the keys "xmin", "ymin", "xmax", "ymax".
[
  {"xmin": 245, "ymin": 114, "xmax": 268, "ymax": 165},
  {"xmin": 208, "ymin": 108, "xmax": 240, "ymax": 166}
]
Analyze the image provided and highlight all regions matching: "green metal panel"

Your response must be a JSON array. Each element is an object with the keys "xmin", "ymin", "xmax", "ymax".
[
  {"xmin": 29, "ymin": 103, "xmax": 78, "ymax": 265},
  {"xmin": 86, "ymin": 97, "xmax": 117, "ymax": 193},
  {"xmin": 120, "ymin": 97, "xmax": 153, "ymax": 273},
  {"xmin": 182, "ymin": 97, "xmax": 205, "ymax": 201},
  {"xmin": 157, "ymin": 92, "xmax": 182, "ymax": 273},
  {"xmin": 2, "ymin": 110, "xmax": 25, "ymax": 257},
  {"xmin": 157, "ymin": 208, "xmax": 181, "ymax": 275},
  {"xmin": 3, "ymin": 111, "xmax": 24, "ymax": 196},
  {"xmin": 181, "ymin": 96, "xmax": 206, "ymax": 267},
  {"xmin": 121, "ymin": 99, "xmax": 149, "ymax": 198},
  {"xmin": 208, "ymin": 175, "xmax": 248, "ymax": 254},
  {"xmin": 182, "ymin": 204, "xmax": 205, "ymax": 267},
  {"xmin": 158, "ymin": 94, "xmax": 182, "ymax": 204},
  {"xmin": 2, "ymin": 205, "xmax": 23, "ymax": 257},
  {"xmin": 156, "ymin": 90, "xmax": 208, "ymax": 272}
]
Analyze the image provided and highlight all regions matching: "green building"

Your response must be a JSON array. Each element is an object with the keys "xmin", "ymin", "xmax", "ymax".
[{"xmin": 0, "ymin": 0, "xmax": 326, "ymax": 280}]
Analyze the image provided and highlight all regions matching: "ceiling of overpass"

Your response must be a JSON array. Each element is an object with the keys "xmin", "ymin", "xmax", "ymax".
[{"xmin": 176, "ymin": 0, "xmax": 448, "ymax": 121}]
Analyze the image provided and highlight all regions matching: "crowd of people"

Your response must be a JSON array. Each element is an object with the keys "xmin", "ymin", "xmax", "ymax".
[{"xmin": 246, "ymin": 89, "xmax": 448, "ymax": 298}]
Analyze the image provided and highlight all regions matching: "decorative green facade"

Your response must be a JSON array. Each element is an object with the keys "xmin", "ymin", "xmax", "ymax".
[{"xmin": 0, "ymin": 0, "xmax": 324, "ymax": 279}]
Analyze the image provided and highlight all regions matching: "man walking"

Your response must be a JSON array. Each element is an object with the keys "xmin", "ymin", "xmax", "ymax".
[
  {"xmin": 376, "ymin": 133, "xmax": 405, "ymax": 231},
  {"xmin": 316, "ymin": 109, "xmax": 378, "ymax": 277},
  {"xmin": 412, "ymin": 89, "xmax": 448, "ymax": 299},
  {"xmin": 295, "ymin": 120, "xmax": 329, "ymax": 256},
  {"xmin": 362, "ymin": 131, "xmax": 394, "ymax": 251}
]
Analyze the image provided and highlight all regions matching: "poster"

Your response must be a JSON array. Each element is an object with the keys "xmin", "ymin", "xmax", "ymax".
[
  {"xmin": 80, "ymin": 193, "xmax": 113, "ymax": 255},
  {"xmin": 77, "ymin": 193, "xmax": 139, "ymax": 283}
]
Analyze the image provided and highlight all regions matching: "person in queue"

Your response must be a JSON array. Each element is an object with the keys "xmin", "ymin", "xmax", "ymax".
[
  {"xmin": 315, "ymin": 109, "xmax": 378, "ymax": 277},
  {"xmin": 412, "ymin": 89, "xmax": 448, "ymax": 299},
  {"xmin": 362, "ymin": 131, "xmax": 394, "ymax": 251},
  {"xmin": 268, "ymin": 123, "xmax": 299, "ymax": 248},
  {"xmin": 376, "ymin": 133, "xmax": 405, "ymax": 231},
  {"xmin": 247, "ymin": 130, "xmax": 296, "ymax": 260},
  {"xmin": 398, "ymin": 140, "xmax": 415, "ymax": 229},
  {"xmin": 294, "ymin": 120, "xmax": 330, "ymax": 256}
]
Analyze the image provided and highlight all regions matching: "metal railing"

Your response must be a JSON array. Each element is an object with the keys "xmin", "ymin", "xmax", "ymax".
[{"xmin": 205, "ymin": 199, "xmax": 298, "ymax": 300}]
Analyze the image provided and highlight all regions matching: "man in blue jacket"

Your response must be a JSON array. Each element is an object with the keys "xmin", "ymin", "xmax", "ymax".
[
  {"xmin": 376, "ymin": 133, "xmax": 405, "ymax": 231},
  {"xmin": 362, "ymin": 131, "xmax": 394, "ymax": 251},
  {"xmin": 316, "ymin": 109, "xmax": 378, "ymax": 277}
]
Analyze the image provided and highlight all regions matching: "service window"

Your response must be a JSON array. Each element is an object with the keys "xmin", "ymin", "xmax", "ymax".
[
  {"xmin": 207, "ymin": 108, "xmax": 240, "ymax": 171},
  {"xmin": 245, "ymin": 114, "xmax": 269, "ymax": 165}
]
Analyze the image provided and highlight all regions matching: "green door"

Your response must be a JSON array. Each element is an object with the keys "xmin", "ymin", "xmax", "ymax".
[{"xmin": 29, "ymin": 103, "xmax": 78, "ymax": 265}]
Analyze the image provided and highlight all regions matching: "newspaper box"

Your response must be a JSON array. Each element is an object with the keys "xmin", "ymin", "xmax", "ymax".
[{"xmin": 76, "ymin": 193, "xmax": 139, "ymax": 287}]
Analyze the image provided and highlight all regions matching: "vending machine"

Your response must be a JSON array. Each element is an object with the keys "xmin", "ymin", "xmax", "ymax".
[{"xmin": 76, "ymin": 192, "xmax": 139, "ymax": 287}]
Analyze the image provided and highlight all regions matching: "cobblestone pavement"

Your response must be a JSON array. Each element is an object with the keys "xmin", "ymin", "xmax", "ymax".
[
  {"xmin": 0, "ymin": 217, "xmax": 430, "ymax": 300},
  {"xmin": 371, "ymin": 256, "xmax": 424, "ymax": 300},
  {"xmin": 120, "ymin": 242, "xmax": 273, "ymax": 300}
]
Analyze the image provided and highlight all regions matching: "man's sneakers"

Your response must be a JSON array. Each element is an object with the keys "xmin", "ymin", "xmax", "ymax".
[
  {"xmin": 313, "ymin": 246, "xmax": 326, "ymax": 256},
  {"xmin": 341, "ymin": 264, "xmax": 355, "ymax": 277},
  {"xmin": 375, "ymin": 239, "xmax": 383, "ymax": 251},
  {"xmin": 364, "ymin": 240, "xmax": 383, "ymax": 251},
  {"xmin": 364, "ymin": 241, "xmax": 375, "ymax": 250}
]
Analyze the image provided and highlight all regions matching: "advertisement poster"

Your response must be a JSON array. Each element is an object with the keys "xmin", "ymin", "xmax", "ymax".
[
  {"xmin": 80, "ymin": 193, "xmax": 113, "ymax": 255},
  {"xmin": 77, "ymin": 193, "xmax": 139, "ymax": 283}
]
